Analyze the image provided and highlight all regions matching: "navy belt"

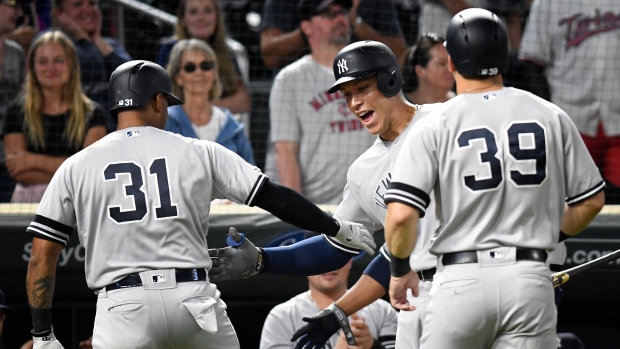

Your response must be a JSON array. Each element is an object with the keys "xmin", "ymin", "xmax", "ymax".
[
  {"xmin": 442, "ymin": 249, "xmax": 547, "ymax": 266},
  {"xmin": 106, "ymin": 268, "xmax": 206, "ymax": 291},
  {"xmin": 416, "ymin": 267, "xmax": 436, "ymax": 281}
]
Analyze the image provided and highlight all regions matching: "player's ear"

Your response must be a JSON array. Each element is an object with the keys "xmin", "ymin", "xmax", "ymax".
[{"xmin": 447, "ymin": 55, "xmax": 456, "ymax": 73}]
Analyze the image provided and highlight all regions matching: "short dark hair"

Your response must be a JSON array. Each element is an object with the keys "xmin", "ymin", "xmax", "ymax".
[{"xmin": 402, "ymin": 33, "xmax": 445, "ymax": 93}]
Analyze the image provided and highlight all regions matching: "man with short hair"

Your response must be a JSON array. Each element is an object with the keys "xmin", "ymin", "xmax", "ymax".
[
  {"xmin": 265, "ymin": 0, "xmax": 375, "ymax": 205},
  {"xmin": 25, "ymin": 60, "xmax": 373, "ymax": 349},
  {"xmin": 385, "ymin": 9, "xmax": 605, "ymax": 348}
]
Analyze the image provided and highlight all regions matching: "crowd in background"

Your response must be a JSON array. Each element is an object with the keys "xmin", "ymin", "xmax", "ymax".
[
  {"xmin": 2, "ymin": 0, "xmax": 619, "ymax": 206},
  {"xmin": 1, "ymin": 0, "xmax": 619, "ymax": 348}
]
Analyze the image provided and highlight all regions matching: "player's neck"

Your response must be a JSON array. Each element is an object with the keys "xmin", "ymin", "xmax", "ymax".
[
  {"xmin": 380, "ymin": 98, "xmax": 416, "ymax": 142},
  {"xmin": 456, "ymin": 75, "xmax": 504, "ymax": 95}
]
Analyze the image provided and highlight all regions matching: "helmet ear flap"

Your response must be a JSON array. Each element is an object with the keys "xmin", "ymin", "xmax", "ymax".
[{"xmin": 377, "ymin": 70, "xmax": 403, "ymax": 97}]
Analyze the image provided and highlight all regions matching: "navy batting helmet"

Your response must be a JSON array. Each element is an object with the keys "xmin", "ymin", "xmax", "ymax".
[
  {"xmin": 109, "ymin": 60, "xmax": 183, "ymax": 119},
  {"xmin": 445, "ymin": 8, "xmax": 508, "ymax": 78},
  {"xmin": 328, "ymin": 40, "xmax": 404, "ymax": 97}
]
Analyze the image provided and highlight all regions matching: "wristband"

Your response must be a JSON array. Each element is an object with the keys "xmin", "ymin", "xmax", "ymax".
[
  {"xmin": 390, "ymin": 255, "xmax": 411, "ymax": 277},
  {"xmin": 30, "ymin": 307, "xmax": 52, "ymax": 334},
  {"xmin": 559, "ymin": 230, "xmax": 570, "ymax": 242}
]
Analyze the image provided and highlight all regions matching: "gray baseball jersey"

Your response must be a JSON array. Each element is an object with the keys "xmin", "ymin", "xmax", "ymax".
[
  {"xmin": 27, "ymin": 126, "xmax": 266, "ymax": 289},
  {"xmin": 329, "ymin": 104, "xmax": 440, "ymax": 271},
  {"xmin": 386, "ymin": 87, "xmax": 605, "ymax": 255},
  {"xmin": 260, "ymin": 291, "xmax": 397, "ymax": 349},
  {"xmin": 265, "ymin": 55, "xmax": 375, "ymax": 204},
  {"xmin": 519, "ymin": 0, "xmax": 620, "ymax": 136}
]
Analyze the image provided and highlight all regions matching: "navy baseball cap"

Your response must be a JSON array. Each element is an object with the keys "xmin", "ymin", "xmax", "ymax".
[
  {"xmin": 0, "ymin": 289, "xmax": 15, "ymax": 314},
  {"xmin": 296, "ymin": 0, "xmax": 353, "ymax": 21}
]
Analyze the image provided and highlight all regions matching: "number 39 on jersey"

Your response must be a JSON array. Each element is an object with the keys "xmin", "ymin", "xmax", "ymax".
[{"xmin": 456, "ymin": 121, "xmax": 547, "ymax": 192}]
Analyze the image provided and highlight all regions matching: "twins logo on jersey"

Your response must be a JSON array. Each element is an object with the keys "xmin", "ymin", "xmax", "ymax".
[
  {"xmin": 560, "ymin": 9, "xmax": 620, "ymax": 49},
  {"xmin": 374, "ymin": 172, "xmax": 392, "ymax": 211}
]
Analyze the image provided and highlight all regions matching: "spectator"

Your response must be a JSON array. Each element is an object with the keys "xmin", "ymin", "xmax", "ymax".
[
  {"xmin": 519, "ymin": 0, "xmax": 620, "ymax": 203},
  {"xmin": 165, "ymin": 39, "xmax": 255, "ymax": 165},
  {"xmin": 0, "ymin": 0, "xmax": 26, "ymax": 202},
  {"xmin": 401, "ymin": 33, "xmax": 455, "ymax": 105},
  {"xmin": 156, "ymin": 0, "xmax": 251, "ymax": 116},
  {"xmin": 260, "ymin": 0, "xmax": 407, "ymax": 70},
  {"xmin": 1, "ymin": 30, "xmax": 107, "ymax": 203},
  {"xmin": 416, "ymin": 0, "xmax": 526, "ymax": 53},
  {"xmin": 260, "ymin": 259, "xmax": 397, "ymax": 349},
  {"xmin": 51, "ymin": 0, "xmax": 132, "ymax": 131},
  {"xmin": 264, "ymin": 0, "xmax": 375, "ymax": 205},
  {"xmin": 5, "ymin": 0, "xmax": 40, "ymax": 55}
]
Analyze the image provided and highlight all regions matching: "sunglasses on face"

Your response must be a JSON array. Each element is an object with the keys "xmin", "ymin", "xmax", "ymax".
[{"xmin": 183, "ymin": 61, "xmax": 215, "ymax": 73}]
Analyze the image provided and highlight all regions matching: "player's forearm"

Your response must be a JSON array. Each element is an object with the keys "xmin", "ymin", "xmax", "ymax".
[
  {"xmin": 252, "ymin": 180, "xmax": 339, "ymax": 236},
  {"xmin": 385, "ymin": 202, "xmax": 418, "ymax": 258},
  {"xmin": 27, "ymin": 239, "xmax": 63, "ymax": 332},
  {"xmin": 260, "ymin": 29, "xmax": 307, "ymax": 68},
  {"xmin": 336, "ymin": 274, "xmax": 386, "ymax": 316},
  {"xmin": 561, "ymin": 191, "xmax": 605, "ymax": 236},
  {"xmin": 261, "ymin": 235, "xmax": 353, "ymax": 275}
]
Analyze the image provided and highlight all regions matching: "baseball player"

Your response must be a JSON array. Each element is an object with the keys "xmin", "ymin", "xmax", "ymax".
[
  {"xmin": 384, "ymin": 8, "xmax": 605, "ymax": 349},
  {"xmin": 209, "ymin": 41, "xmax": 441, "ymax": 349},
  {"xmin": 25, "ymin": 60, "xmax": 374, "ymax": 349}
]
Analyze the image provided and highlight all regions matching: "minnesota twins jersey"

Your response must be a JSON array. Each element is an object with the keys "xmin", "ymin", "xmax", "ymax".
[
  {"xmin": 260, "ymin": 291, "xmax": 397, "ymax": 349},
  {"xmin": 27, "ymin": 127, "xmax": 267, "ymax": 289},
  {"xmin": 385, "ymin": 88, "xmax": 605, "ymax": 255},
  {"xmin": 519, "ymin": 0, "xmax": 620, "ymax": 136},
  {"xmin": 265, "ymin": 55, "xmax": 375, "ymax": 204},
  {"xmin": 330, "ymin": 104, "xmax": 440, "ymax": 271}
]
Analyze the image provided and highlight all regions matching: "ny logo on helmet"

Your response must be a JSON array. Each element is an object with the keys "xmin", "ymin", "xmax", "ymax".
[{"xmin": 337, "ymin": 59, "xmax": 348, "ymax": 74}]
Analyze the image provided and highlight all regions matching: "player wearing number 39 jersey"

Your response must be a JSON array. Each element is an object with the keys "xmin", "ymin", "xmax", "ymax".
[
  {"xmin": 384, "ymin": 9, "xmax": 605, "ymax": 349},
  {"xmin": 24, "ymin": 60, "xmax": 374, "ymax": 349}
]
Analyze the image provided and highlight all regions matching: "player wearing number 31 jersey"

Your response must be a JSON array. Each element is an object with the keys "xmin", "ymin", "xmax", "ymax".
[{"xmin": 24, "ymin": 60, "xmax": 373, "ymax": 349}]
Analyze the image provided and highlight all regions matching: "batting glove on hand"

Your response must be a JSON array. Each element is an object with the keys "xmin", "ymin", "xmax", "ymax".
[
  {"xmin": 333, "ymin": 216, "xmax": 376, "ymax": 255},
  {"xmin": 208, "ymin": 227, "xmax": 264, "ymax": 282},
  {"xmin": 291, "ymin": 303, "xmax": 356, "ymax": 349},
  {"xmin": 32, "ymin": 329, "xmax": 65, "ymax": 349}
]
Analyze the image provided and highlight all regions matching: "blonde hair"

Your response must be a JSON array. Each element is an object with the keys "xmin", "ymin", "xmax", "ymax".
[
  {"xmin": 24, "ymin": 30, "xmax": 93, "ymax": 150},
  {"xmin": 175, "ymin": 0, "xmax": 239, "ymax": 97},
  {"xmin": 167, "ymin": 39, "xmax": 223, "ymax": 101}
]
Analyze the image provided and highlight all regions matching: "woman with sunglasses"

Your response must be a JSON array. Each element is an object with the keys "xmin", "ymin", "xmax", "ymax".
[
  {"xmin": 402, "ymin": 33, "xmax": 455, "ymax": 105},
  {"xmin": 165, "ymin": 39, "xmax": 255, "ymax": 165},
  {"xmin": 157, "ymin": 0, "xmax": 250, "ymax": 117}
]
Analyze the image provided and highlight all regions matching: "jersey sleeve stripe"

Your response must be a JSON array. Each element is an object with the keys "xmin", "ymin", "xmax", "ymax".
[
  {"xmin": 26, "ymin": 225, "xmax": 69, "ymax": 246},
  {"xmin": 566, "ymin": 180, "xmax": 606, "ymax": 205},
  {"xmin": 32, "ymin": 214, "xmax": 73, "ymax": 234},
  {"xmin": 323, "ymin": 235, "xmax": 362, "ymax": 255},
  {"xmin": 245, "ymin": 174, "xmax": 268, "ymax": 206},
  {"xmin": 386, "ymin": 182, "xmax": 431, "ymax": 206}
]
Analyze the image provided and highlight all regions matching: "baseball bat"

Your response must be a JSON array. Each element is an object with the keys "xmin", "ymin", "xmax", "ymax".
[{"xmin": 552, "ymin": 248, "xmax": 620, "ymax": 287}]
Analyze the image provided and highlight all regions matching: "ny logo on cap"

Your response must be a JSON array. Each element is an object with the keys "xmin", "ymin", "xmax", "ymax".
[{"xmin": 337, "ymin": 59, "xmax": 348, "ymax": 75}]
